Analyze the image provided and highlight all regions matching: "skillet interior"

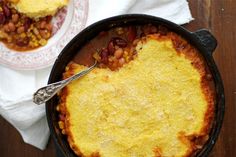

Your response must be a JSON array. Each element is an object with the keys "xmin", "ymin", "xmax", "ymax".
[{"xmin": 46, "ymin": 14, "xmax": 225, "ymax": 157}]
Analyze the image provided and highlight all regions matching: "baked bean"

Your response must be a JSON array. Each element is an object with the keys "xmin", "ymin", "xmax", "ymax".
[
  {"xmin": 3, "ymin": 5, "xmax": 11, "ymax": 18},
  {"xmin": 8, "ymin": 22, "xmax": 16, "ymax": 32},
  {"xmin": 108, "ymin": 56, "xmax": 114, "ymax": 62},
  {"xmin": 35, "ymin": 21, "xmax": 41, "ymax": 29},
  {"xmin": 3, "ymin": 24, "xmax": 10, "ymax": 32},
  {"xmin": 100, "ymin": 48, "xmax": 109, "ymax": 64},
  {"xmin": 132, "ymin": 39, "xmax": 139, "ymax": 46},
  {"xmin": 112, "ymin": 59, "xmax": 119, "ymax": 69},
  {"xmin": 45, "ymin": 23, "xmax": 53, "ymax": 32},
  {"xmin": 112, "ymin": 37, "xmax": 127, "ymax": 48},
  {"xmin": 12, "ymin": 14, "xmax": 19, "ymax": 23},
  {"xmin": 118, "ymin": 58, "xmax": 125, "ymax": 66},
  {"xmin": 40, "ymin": 21, "xmax": 47, "ymax": 29},
  {"xmin": 108, "ymin": 40, "xmax": 115, "ymax": 54},
  {"xmin": 59, "ymin": 114, "xmax": 65, "ymax": 121},
  {"xmin": 114, "ymin": 45, "xmax": 119, "ymax": 50},
  {"xmin": 24, "ymin": 18, "xmax": 31, "ymax": 31},
  {"xmin": 11, "ymin": 8, "xmax": 17, "ymax": 14},
  {"xmin": 0, "ymin": 12, "xmax": 6, "ymax": 24},
  {"xmin": 39, "ymin": 29, "xmax": 50, "ymax": 39},
  {"xmin": 114, "ymin": 48, "xmax": 123, "ymax": 59},
  {"xmin": 17, "ymin": 26, "xmax": 25, "ymax": 34}
]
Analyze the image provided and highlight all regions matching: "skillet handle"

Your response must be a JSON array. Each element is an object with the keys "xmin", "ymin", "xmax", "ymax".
[{"xmin": 192, "ymin": 29, "xmax": 217, "ymax": 55}]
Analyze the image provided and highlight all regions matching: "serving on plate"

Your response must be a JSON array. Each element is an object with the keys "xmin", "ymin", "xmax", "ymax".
[
  {"xmin": 45, "ymin": 15, "xmax": 225, "ymax": 157},
  {"xmin": 0, "ymin": 0, "xmax": 88, "ymax": 70},
  {"xmin": 0, "ymin": 0, "xmax": 69, "ymax": 51}
]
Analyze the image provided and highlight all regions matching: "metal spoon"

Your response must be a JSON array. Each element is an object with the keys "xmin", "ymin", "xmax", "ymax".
[{"xmin": 33, "ymin": 61, "xmax": 97, "ymax": 105}]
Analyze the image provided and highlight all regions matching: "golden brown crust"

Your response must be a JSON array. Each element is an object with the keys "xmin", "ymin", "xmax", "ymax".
[
  {"xmin": 169, "ymin": 32, "xmax": 215, "ymax": 157},
  {"xmin": 57, "ymin": 30, "xmax": 215, "ymax": 157},
  {"xmin": 58, "ymin": 63, "xmax": 82, "ymax": 156}
]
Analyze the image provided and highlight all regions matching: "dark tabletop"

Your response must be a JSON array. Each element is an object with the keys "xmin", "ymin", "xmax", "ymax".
[{"xmin": 0, "ymin": 0, "xmax": 235, "ymax": 156}]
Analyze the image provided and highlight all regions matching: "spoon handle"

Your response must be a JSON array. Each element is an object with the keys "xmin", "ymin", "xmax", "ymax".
[{"xmin": 33, "ymin": 62, "xmax": 97, "ymax": 105}]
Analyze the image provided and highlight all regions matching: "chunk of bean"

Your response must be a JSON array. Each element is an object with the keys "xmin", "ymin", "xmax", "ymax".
[
  {"xmin": 100, "ymin": 48, "xmax": 109, "ymax": 64},
  {"xmin": 45, "ymin": 23, "xmax": 53, "ymax": 32},
  {"xmin": 118, "ymin": 58, "xmax": 125, "ymax": 66},
  {"xmin": 17, "ymin": 26, "xmax": 25, "ymax": 34},
  {"xmin": 12, "ymin": 14, "xmax": 19, "ymax": 23},
  {"xmin": 3, "ymin": 24, "xmax": 10, "ymax": 32},
  {"xmin": 112, "ymin": 37, "xmax": 127, "ymax": 48},
  {"xmin": 108, "ymin": 40, "xmax": 115, "ymax": 54},
  {"xmin": 3, "ymin": 5, "xmax": 11, "ymax": 18},
  {"xmin": 40, "ymin": 21, "xmax": 47, "ymax": 29},
  {"xmin": 0, "ymin": 12, "xmax": 6, "ymax": 24},
  {"xmin": 24, "ymin": 18, "xmax": 31, "ymax": 31},
  {"xmin": 114, "ymin": 48, "xmax": 123, "ymax": 59},
  {"xmin": 39, "ymin": 30, "xmax": 50, "ymax": 39},
  {"xmin": 8, "ymin": 22, "xmax": 16, "ymax": 32}
]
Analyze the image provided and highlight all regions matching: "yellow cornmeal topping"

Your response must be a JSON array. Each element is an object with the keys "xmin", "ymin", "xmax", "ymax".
[
  {"xmin": 65, "ymin": 37, "xmax": 208, "ymax": 157},
  {"xmin": 13, "ymin": 0, "xmax": 68, "ymax": 18}
]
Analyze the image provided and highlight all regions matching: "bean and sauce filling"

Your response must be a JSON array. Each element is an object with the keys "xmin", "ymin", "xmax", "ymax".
[
  {"xmin": 0, "ymin": 0, "xmax": 53, "ymax": 51},
  {"xmin": 91, "ymin": 24, "xmax": 168, "ymax": 71}
]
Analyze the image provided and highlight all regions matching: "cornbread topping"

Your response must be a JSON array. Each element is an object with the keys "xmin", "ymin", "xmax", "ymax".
[
  {"xmin": 13, "ymin": 0, "xmax": 69, "ymax": 18},
  {"xmin": 57, "ymin": 25, "xmax": 215, "ymax": 157}
]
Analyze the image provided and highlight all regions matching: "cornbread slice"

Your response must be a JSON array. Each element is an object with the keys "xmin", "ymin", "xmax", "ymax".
[
  {"xmin": 12, "ymin": 0, "xmax": 69, "ymax": 18},
  {"xmin": 59, "ymin": 34, "xmax": 214, "ymax": 157}
]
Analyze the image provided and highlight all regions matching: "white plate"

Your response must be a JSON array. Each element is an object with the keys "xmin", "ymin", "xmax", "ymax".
[{"xmin": 0, "ymin": 0, "xmax": 88, "ymax": 70}]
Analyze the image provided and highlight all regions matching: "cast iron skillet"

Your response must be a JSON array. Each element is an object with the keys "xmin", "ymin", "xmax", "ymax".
[{"xmin": 46, "ymin": 14, "xmax": 225, "ymax": 157}]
